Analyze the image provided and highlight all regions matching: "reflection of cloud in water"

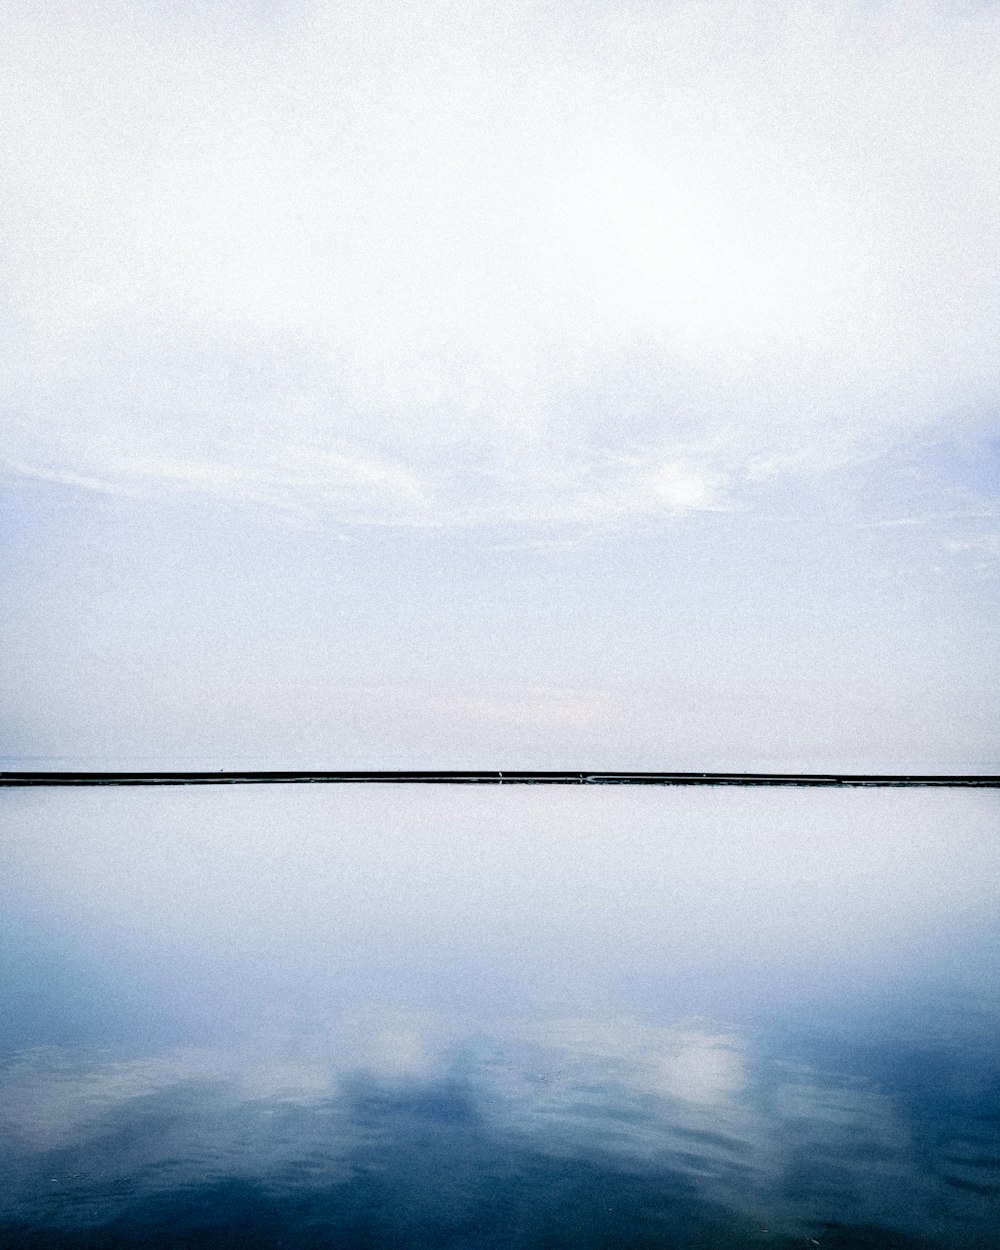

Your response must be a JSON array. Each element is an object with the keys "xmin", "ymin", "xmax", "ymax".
[
  {"xmin": 657, "ymin": 1032, "xmax": 745, "ymax": 1103},
  {"xmin": 1, "ymin": 1011, "xmax": 998, "ymax": 1247}
]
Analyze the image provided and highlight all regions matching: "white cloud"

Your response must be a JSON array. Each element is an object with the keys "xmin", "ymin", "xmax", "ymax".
[{"xmin": 1, "ymin": 0, "xmax": 998, "ymax": 524}]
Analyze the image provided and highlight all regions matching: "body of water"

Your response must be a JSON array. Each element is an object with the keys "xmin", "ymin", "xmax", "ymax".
[{"xmin": 2, "ymin": 785, "xmax": 998, "ymax": 1247}]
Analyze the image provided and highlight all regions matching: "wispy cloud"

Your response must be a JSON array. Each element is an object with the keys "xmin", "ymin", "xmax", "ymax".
[{"xmin": 2, "ymin": 0, "xmax": 998, "ymax": 525}]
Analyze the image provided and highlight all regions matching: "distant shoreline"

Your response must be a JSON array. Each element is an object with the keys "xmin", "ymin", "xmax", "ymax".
[{"xmin": 2, "ymin": 771, "xmax": 998, "ymax": 788}]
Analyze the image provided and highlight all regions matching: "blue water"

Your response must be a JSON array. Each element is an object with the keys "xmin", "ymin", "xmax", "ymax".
[{"xmin": 1, "ymin": 786, "xmax": 998, "ymax": 1247}]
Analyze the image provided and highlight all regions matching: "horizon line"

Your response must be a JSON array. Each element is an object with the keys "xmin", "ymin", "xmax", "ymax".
[{"xmin": 2, "ymin": 770, "xmax": 998, "ymax": 788}]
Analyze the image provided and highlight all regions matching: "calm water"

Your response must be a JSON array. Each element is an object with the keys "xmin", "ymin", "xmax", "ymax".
[{"xmin": 2, "ymin": 786, "xmax": 998, "ymax": 1248}]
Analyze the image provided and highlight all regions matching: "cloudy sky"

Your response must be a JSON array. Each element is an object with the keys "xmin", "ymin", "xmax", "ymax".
[{"xmin": 1, "ymin": 0, "xmax": 998, "ymax": 770}]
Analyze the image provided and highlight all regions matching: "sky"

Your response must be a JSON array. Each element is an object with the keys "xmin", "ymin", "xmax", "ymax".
[{"xmin": 1, "ymin": 0, "xmax": 998, "ymax": 771}]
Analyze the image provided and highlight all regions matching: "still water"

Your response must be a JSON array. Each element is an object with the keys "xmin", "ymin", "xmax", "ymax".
[{"xmin": 1, "ymin": 786, "xmax": 998, "ymax": 1247}]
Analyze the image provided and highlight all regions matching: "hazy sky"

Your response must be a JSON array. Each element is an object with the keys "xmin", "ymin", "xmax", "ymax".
[{"xmin": 2, "ymin": 0, "xmax": 998, "ymax": 770}]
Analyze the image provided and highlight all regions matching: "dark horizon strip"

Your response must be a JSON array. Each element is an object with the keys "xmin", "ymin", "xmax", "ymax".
[{"xmin": 1, "ymin": 770, "xmax": 998, "ymax": 788}]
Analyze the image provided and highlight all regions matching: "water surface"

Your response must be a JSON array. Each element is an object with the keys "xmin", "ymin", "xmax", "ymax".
[{"xmin": 2, "ymin": 786, "xmax": 998, "ymax": 1247}]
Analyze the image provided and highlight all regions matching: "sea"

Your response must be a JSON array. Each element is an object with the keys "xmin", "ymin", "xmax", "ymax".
[{"xmin": 1, "ymin": 782, "xmax": 998, "ymax": 1248}]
